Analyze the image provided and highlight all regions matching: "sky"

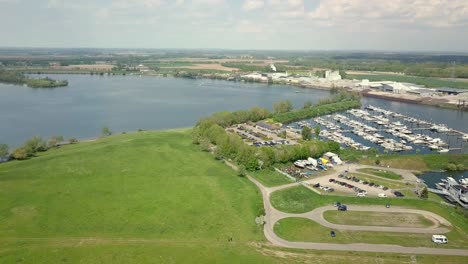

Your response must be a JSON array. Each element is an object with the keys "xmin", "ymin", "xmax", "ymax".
[{"xmin": 1, "ymin": 0, "xmax": 468, "ymax": 51}]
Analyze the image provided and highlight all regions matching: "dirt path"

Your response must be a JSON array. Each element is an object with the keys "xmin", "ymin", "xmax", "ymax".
[{"xmin": 223, "ymin": 161, "xmax": 468, "ymax": 256}]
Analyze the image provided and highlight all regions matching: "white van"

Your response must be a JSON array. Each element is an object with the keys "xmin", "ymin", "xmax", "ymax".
[
  {"xmin": 378, "ymin": 193, "xmax": 387, "ymax": 198},
  {"xmin": 432, "ymin": 235, "xmax": 448, "ymax": 244}
]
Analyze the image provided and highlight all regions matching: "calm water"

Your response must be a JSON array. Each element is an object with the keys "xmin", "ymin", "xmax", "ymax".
[
  {"xmin": 0, "ymin": 75, "xmax": 331, "ymax": 146},
  {"xmin": 0, "ymin": 74, "xmax": 467, "ymax": 147}
]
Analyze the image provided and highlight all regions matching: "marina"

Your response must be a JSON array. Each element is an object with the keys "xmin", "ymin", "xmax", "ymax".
[
  {"xmin": 431, "ymin": 176, "xmax": 468, "ymax": 209},
  {"xmin": 287, "ymin": 105, "xmax": 468, "ymax": 154}
]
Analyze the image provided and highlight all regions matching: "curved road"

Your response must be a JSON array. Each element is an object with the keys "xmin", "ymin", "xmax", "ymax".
[{"xmin": 239, "ymin": 168, "xmax": 468, "ymax": 256}]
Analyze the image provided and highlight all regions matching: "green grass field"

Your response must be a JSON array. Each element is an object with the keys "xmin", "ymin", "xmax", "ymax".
[
  {"xmin": 323, "ymin": 211, "xmax": 434, "ymax": 228},
  {"xmin": 0, "ymin": 130, "xmax": 282, "ymax": 263},
  {"xmin": 357, "ymin": 168, "xmax": 402, "ymax": 180},
  {"xmin": 1, "ymin": 130, "xmax": 467, "ymax": 262},
  {"xmin": 270, "ymin": 186, "xmax": 468, "ymax": 248},
  {"xmin": 249, "ymin": 169, "xmax": 294, "ymax": 187},
  {"xmin": 348, "ymin": 74, "xmax": 468, "ymax": 89}
]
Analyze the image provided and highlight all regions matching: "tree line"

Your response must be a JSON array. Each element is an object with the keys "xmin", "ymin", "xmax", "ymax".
[
  {"xmin": 0, "ymin": 70, "xmax": 68, "ymax": 88},
  {"xmin": 192, "ymin": 118, "xmax": 340, "ymax": 172},
  {"xmin": 0, "ymin": 136, "xmax": 78, "ymax": 161},
  {"xmin": 191, "ymin": 98, "xmax": 352, "ymax": 172}
]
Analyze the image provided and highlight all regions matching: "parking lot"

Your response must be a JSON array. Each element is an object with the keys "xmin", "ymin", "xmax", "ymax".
[{"xmin": 305, "ymin": 171, "xmax": 398, "ymax": 197}]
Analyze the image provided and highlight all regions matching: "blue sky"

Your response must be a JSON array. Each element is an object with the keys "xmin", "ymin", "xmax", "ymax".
[{"xmin": 1, "ymin": 0, "xmax": 468, "ymax": 51}]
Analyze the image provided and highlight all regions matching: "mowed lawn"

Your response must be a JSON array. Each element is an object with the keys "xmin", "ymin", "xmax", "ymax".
[{"xmin": 0, "ymin": 130, "xmax": 278, "ymax": 263}]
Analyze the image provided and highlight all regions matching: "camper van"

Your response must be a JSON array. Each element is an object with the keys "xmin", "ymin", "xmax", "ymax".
[{"xmin": 432, "ymin": 235, "xmax": 448, "ymax": 244}]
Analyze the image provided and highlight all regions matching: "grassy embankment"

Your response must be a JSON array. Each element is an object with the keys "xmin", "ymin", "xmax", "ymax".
[
  {"xmin": 356, "ymin": 168, "xmax": 402, "ymax": 180},
  {"xmin": 341, "ymin": 149, "xmax": 468, "ymax": 172},
  {"xmin": 323, "ymin": 211, "xmax": 434, "ymax": 228},
  {"xmin": 0, "ymin": 130, "xmax": 276, "ymax": 263},
  {"xmin": 249, "ymin": 169, "xmax": 294, "ymax": 187},
  {"xmin": 348, "ymin": 74, "xmax": 468, "ymax": 89},
  {"xmin": 270, "ymin": 186, "xmax": 468, "ymax": 249}
]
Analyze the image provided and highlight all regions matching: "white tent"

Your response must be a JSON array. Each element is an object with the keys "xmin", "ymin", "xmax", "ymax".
[
  {"xmin": 307, "ymin": 157, "xmax": 318, "ymax": 167},
  {"xmin": 332, "ymin": 156, "xmax": 342, "ymax": 165}
]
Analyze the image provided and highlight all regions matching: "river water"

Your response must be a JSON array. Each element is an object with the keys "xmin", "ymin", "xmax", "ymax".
[{"xmin": 0, "ymin": 74, "xmax": 467, "ymax": 147}]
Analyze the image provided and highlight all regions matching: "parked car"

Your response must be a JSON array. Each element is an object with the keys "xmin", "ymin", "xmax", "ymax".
[
  {"xmin": 378, "ymin": 193, "xmax": 387, "ymax": 198},
  {"xmin": 338, "ymin": 205, "xmax": 347, "ymax": 211},
  {"xmin": 356, "ymin": 192, "xmax": 366, "ymax": 197}
]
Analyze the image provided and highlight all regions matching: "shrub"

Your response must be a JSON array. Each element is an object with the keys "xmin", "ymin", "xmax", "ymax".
[
  {"xmin": 237, "ymin": 165, "xmax": 247, "ymax": 177},
  {"xmin": 12, "ymin": 147, "xmax": 28, "ymax": 160},
  {"xmin": 446, "ymin": 163, "xmax": 457, "ymax": 171},
  {"xmin": 68, "ymin": 137, "xmax": 78, "ymax": 144}
]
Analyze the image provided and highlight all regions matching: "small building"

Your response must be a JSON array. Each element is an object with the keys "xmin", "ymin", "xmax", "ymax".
[
  {"xmin": 325, "ymin": 70, "xmax": 341, "ymax": 81},
  {"xmin": 436, "ymin": 88, "xmax": 468, "ymax": 95},
  {"xmin": 256, "ymin": 122, "xmax": 279, "ymax": 132}
]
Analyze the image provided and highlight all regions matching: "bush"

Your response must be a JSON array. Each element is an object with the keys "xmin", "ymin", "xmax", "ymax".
[
  {"xmin": 237, "ymin": 165, "xmax": 247, "ymax": 177},
  {"xmin": 199, "ymin": 139, "xmax": 211, "ymax": 152},
  {"xmin": 420, "ymin": 187, "xmax": 428, "ymax": 199},
  {"xmin": 456, "ymin": 164, "xmax": 465, "ymax": 171},
  {"xmin": 101, "ymin": 127, "xmax": 112, "ymax": 137},
  {"xmin": 68, "ymin": 137, "xmax": 78, "ymax": 144},
  {"xmin": 446, "ymin": 163, "xmax": 458, "ymax": 171},
  {"xmin": 23, "ymin": 136, "xmax": 47, "ymax": 156},
  {"xmin": 12, "ymin": 147, "xmax": 28, "ymax": 160}
]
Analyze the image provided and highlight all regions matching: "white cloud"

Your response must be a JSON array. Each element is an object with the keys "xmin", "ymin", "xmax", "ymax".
[
  {"xmin": 307, "ymin": 0, "xmax": 468, "ymax": 28},
  {"xmin": 242, "ymin": 0, "xmax": 264, "ymax": 11},
  {"xmin": 191, "ymin": 0, "xmax": 225, "ymax": 5}
]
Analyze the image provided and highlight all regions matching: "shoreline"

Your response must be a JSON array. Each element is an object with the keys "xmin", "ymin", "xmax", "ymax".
[{"xmin": 23, "ymin": 71, "xmax": 468, "ymax": 111}]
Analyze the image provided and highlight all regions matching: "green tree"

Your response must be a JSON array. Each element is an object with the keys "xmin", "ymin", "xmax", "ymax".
[
  {"xmin": 12, "ymin": 147, "xmax": 28, "ymax": 160},
  {"xmin": 0, "ymin": 144, "xmax": 8, "ymax": 159},
  {"xmin": 314, "ymin": 125, "xmax": 321, "ymax": 139},
  {"xmin": 273, "ymin": 100, "xmax": 293, "ymax": 113},
  {"xmin": 24, "ymin": 136, "xmax": 47, "ymax": 156},
  {"xmin": 339, "ymin": 69, "xmax": 347, "ymax": 79},
  {"xmin": 303, "ymin": 100, "xmax": 313, "ymax": 109},
  {"xmin": 68, "ymin": 137, "xmax": 78, "ymax": 144},
  {"xmin": 101, "ymin": 127, "xmax": 112, "ymax": 137},
  {"xmin": 420, "ymin": 187, "xmax": 428, "ymax": 199},
  {"xmin": 301, "ymin": 126, "xmax": 312, "ymax": 141},
  {"xmin": 236, "ymin": 145, "xmax": 258, "ymax": 171}
]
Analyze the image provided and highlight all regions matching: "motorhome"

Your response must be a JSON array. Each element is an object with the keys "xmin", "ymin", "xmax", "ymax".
[{"xmin": 432, "ymin": 235, "xmax": 448, "ymax": 244}]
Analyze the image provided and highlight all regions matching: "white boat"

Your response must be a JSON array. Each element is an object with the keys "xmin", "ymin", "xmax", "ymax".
[
  {"xmin": 438, "ymin": 148, "xmax": 449, "ymax": 153},
  {"xmin": 429, "ymin": 145, "xmax": 439, "ymax": 150},
  {"xmin": 459, "ymin": 178, "xmax": 468, "ymax": 185}
]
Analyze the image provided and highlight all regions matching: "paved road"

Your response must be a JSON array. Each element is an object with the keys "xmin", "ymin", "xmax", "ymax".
[{"xmin": 238, "ymin": 165, "xmax": 468, "ymax": 256}]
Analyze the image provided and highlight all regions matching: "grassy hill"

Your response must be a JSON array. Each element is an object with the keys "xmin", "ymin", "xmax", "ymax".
[
  {"xmin": 0, "ymin": 130, "xmax": 274, "ymax": 263},
  {"xmin": 1, "ymin": 129, "xmax": 467, "ymax": 263}
]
